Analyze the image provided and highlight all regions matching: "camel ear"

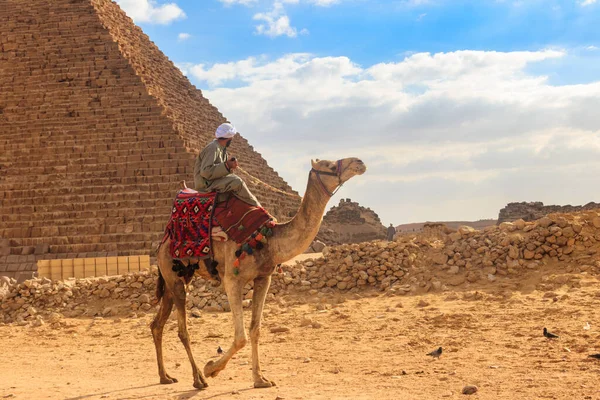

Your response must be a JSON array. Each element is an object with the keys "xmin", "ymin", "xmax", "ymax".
[{"xmin": 311, "ymin": 159, "xmax": 319, "ymax": 168}]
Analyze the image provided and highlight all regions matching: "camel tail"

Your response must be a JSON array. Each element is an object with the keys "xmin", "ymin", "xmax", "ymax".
[{"xmin": 156, "ymin": 269, "xmax": 165, "ymax": 301}]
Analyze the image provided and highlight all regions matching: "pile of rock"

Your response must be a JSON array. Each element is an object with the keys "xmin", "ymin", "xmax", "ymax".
[
  {"xmin": 274, "ymin": 210, "xmax": 600, "ymax": 293},
  {"xmin": 3, "ymin": 210, "xmax": 600, "ymax": 326},
  {"xmin": 497, "ymin": 201, "xmax": 600, "ymax": 224}
]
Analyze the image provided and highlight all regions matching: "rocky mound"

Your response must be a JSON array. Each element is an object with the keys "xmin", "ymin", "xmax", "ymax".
[
  {"xmin": 318, "ymin": 198, "xmax": 386, "ymax": 244},
  {"xmin": 497, "ymin": 201, "xmax": 600, "ymax": 224},
  {"xmin": 396, "ymin": 219, "xmax": 497, "ymax": 233}
]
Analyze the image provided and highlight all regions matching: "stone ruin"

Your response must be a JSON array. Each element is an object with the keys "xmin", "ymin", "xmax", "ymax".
[
  {"xmin": 0, "ymin": 0, "xmax": 301, "ymax": 281},
  {"xmin": 318, "ymin": 198, "xmax": 386, "ymax": 245},
  {"xmin": 497, "ymin": 201, "xmax": 600, "ymax": 224}
]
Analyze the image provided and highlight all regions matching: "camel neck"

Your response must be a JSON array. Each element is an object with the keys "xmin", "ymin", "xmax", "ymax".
[{"xmin": 270, "ymin": 172, "xmax": 330, "ymax": 265}]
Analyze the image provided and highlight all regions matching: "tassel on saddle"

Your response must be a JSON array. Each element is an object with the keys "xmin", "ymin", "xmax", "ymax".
[
  {"xmin": 172, "ymin": 260, "xmax": 199, "ymax": 283},
  {"xmin": 172, "ymin": 258, "xmax": 220, "ymax": 284},
  {"xmin": 203, "ymin": 258, "xmax": 220, "ymax": 281}
]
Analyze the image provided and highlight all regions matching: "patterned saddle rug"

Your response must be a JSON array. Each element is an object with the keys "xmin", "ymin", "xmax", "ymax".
[
  {"xmin": 164, "ymin": 189, "xmax": 275, "ymax": 262},
  {"xmin": 164, "ymin": 189, "xmax": 216, "ymax": 259}
]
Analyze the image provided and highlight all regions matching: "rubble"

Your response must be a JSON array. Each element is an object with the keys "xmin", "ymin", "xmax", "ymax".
[{"xmin": 2, "ymin": 209, "xmax": 600, "ymax": 326}]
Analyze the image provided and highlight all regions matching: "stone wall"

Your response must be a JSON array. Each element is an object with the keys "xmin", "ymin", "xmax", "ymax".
[
  {"xmin": 3, "ymin": 208, "xmax": 600, "ymax": 325},
  {"xmin": 318, "ymin": 198, "xmax": 386, "ymax": 244},
  {"xmin": 0, "ymin": 0, "xmax": 301, "ymax": 280},
  {"xmin": 497, "ymin": 202, "xmax": 600, "ymax": 224}
]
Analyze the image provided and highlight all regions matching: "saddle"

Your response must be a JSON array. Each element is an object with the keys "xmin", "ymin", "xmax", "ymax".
[{"xmin": 163, "ymin": 181, "xmax": 275, "ymax": 279}]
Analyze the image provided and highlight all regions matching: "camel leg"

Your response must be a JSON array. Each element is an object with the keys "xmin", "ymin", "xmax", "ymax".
[
  {"xmin": 172, "ymin": 279, "xmax": 209, "ymax": 390},
  {"xmin": 151, "ymin": 290, "xmax": 178, "ymax": 384},
  {"xmin": 250, "ymin": 275, "xmax": 276, "ymax": 388},
  {"xmin": 204, "ymin": 278, "xmax": 246, "ymax": 378}
]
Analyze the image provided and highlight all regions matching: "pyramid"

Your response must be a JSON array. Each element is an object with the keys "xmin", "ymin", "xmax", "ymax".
[{"xmin": 0, "ymin": 0, "xmax": 301, "ymax": 280}]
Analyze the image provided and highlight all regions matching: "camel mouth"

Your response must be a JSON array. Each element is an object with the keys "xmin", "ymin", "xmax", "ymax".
[{"xmin": 355, "ymin": 159, "xmax": 367, "ymax": 175}]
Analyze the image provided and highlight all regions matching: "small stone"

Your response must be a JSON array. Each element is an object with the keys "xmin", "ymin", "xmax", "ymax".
[
  {"xmin": 432, "ymin": 253, "xmax": 448, "ymax": 265},
  {"xmin": 514, "ymin": 219, "xmax": 526, "ymax": 230},
  {"xmin": 344, "ymin": 255, "xmax": 354, "ymax": 267},
  {"xmin": 417, "ymin": 300, "xmax": 429, "ymax": 307},
  {"xmin": 47, "ymin": 312, "xmax": 62, "ymax": 324},
  {"xmin": 270, "ymin": 326, "xmax": 290, "ymax": 333},
  {"xmin": 303, "ymin": 357, "xmax": 311, "ymax": 363},
  {"xmin": 538, "ymin": 217, "xmax": 553, "ymax": 228},
  {"xmin": 462, "ymin": 385, "xmax": 478, "ymax": 395},
  {"xmin": 138, "ymin": 294, "xmax": 150, "ymax": 304}
]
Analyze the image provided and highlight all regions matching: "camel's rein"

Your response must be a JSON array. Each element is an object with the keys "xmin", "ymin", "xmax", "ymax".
[{"xmin": 310, "ymin": 159, "xmax": 344, "ymax": 197}]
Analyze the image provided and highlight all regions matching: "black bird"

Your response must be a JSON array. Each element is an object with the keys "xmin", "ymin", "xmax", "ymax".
[
  {"xmin": 426, "ymin": 347, "xmax": 443, "ymax": 359},
  {"xmin": 543, "ymin": 328, "xmax": 559, "ymax": 339},
  {"xmin": 217, "ymin": 346, "xmax": 224, "ymax": 355},
  {"xmin": 589, "ymin": 354, "xmax": 600, "ymax": 360}
]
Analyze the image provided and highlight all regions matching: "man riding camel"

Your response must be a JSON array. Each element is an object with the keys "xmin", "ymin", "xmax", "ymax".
[{"xmin": 194, "ymin": 122, "xmax": 261, "ymax": 207}]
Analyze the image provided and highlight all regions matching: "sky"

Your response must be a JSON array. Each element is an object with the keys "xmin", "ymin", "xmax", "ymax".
[{"xmin": 115, "ymin": 0, "xmax": 600, "ymax": 225}]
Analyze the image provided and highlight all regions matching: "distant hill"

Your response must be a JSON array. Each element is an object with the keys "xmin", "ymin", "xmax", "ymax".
[{"xmin": 396, "ymin": 219, "xmax": 497, "ymax": 233}]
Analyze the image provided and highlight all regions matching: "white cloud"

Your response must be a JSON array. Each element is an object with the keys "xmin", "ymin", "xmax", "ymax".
[
  {"xmin": 220, "ymin": 0, "xmax": 339, "ymax": 38},
  {"xmin": 586, "ymin": 45, "xmax": 599, "ymax": 51},
  {"xmin": 580, "ymin": 0, "xmax": 597, "ymax": 6},
  {"xmin": 253, "ymin": 1, "xmax": 307, "ymax": 38},
  {"xmin": 309, "ymin": 0, "xmax": 341, "ymax": 6},
  {"xmin": 417, "ymin": 13, "xmax": 427, "ymax": 21},
  {"xmin": 403, "ymin": 0, "xmax": 433, "ymax": 5},
  {"xmin": 218, "ymin": 0, "xmax": 258, "ymax": 5},
  {"xmin": 177, "ymin": 33, "xmax": 191, "ymax": 41},
  {"xmin": 182, "ymin": 50, "xmax": 600, "ymax": 223},
  {"xmin": 115, "ymin": 0, "xmax": 186, "ymax": 24}
]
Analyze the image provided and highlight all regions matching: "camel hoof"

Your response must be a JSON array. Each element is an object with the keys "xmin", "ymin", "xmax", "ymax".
[
  {"xmin": 160, "ymin": 375, "xmax": 178, "ymax": 384},
  {"xmin": 254, "ymin": 379, "xmax": 276, "ymax": 388},
  {"xmin": 193, "ymin": 380, "xmax": 209, "ymax": 390},
  {"xmin": 203, "ymin": 360, "xmax": 220, "ymax": 378}
]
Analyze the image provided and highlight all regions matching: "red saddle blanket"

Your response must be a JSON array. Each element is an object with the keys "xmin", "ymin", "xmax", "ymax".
[
  {"xmin": 164, "ymin": 189, "xmax": 273, "ymax": 260},
  {"xmin": 212, "ymin": 196, "xmax": 273, "ymax": 244},
  {"xmin": 165, "ymin": 190, "xmax": 216, "ymax": 259}
]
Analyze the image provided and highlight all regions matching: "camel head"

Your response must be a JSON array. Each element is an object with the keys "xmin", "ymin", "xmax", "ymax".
[{"xmin": 310, "ymin": 157, "xmax": 366, "ymax": 196}]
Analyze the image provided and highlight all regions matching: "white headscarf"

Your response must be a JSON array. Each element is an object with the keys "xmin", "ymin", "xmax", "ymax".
[{"xmin": 215, "ymin": 123, "xmax": 237, "ymax": 139}]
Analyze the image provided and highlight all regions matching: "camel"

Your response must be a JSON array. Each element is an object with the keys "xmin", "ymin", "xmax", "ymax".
[{"xmin": 151, "ymin": 157, "xmax": 366, "ymax": 389}]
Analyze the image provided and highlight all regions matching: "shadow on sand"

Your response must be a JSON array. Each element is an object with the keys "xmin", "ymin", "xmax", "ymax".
[{"xmin": 64, "ymin": 384, "xmax": 260, "ymax": 400}]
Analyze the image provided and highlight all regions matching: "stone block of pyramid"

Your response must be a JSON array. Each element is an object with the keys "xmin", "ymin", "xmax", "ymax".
[{"xmin": 0, "ymin": 0, "xmax": 301, "ymax": 280}]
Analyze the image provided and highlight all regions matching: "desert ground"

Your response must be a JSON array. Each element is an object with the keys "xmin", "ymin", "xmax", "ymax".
[{"xmin": 2, "ymin": 265, "xmax": 600, "ymax": 400}]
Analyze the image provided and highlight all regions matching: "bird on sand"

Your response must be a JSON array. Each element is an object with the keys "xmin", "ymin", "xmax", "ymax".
[
  {"xmin": 427, "ymin": 347, "xmax": 443, "ymax": 359},
  {"xmin": 588, "ymin": 354, "xmax": 600, "ymax": 360},
  {"xmin": 217, "ymin": 346, "xmax": 224, "ymax": 355},
  {"xmin": 543, "ymin": 328, "xmax": 559, "ymax": 339}
]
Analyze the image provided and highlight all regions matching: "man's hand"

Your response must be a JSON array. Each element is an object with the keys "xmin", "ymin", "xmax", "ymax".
[{"xmin": 226, "ymin": 157, "xmax": 238, "ymax": 170}]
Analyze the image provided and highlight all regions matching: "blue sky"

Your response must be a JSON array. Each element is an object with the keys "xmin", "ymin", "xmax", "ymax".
[
  {"xmin": 116, "ymin": 0, "xmax": 600, "ymax": 225},
  {"xmin": 131, "ymin": 0, "xmax": 600, "ymax": 68}
]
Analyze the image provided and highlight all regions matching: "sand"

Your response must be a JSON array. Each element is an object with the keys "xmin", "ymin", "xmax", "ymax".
[{"xmin": 2, "ymin": 272, "xmax": 600, "ymax": 400}]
